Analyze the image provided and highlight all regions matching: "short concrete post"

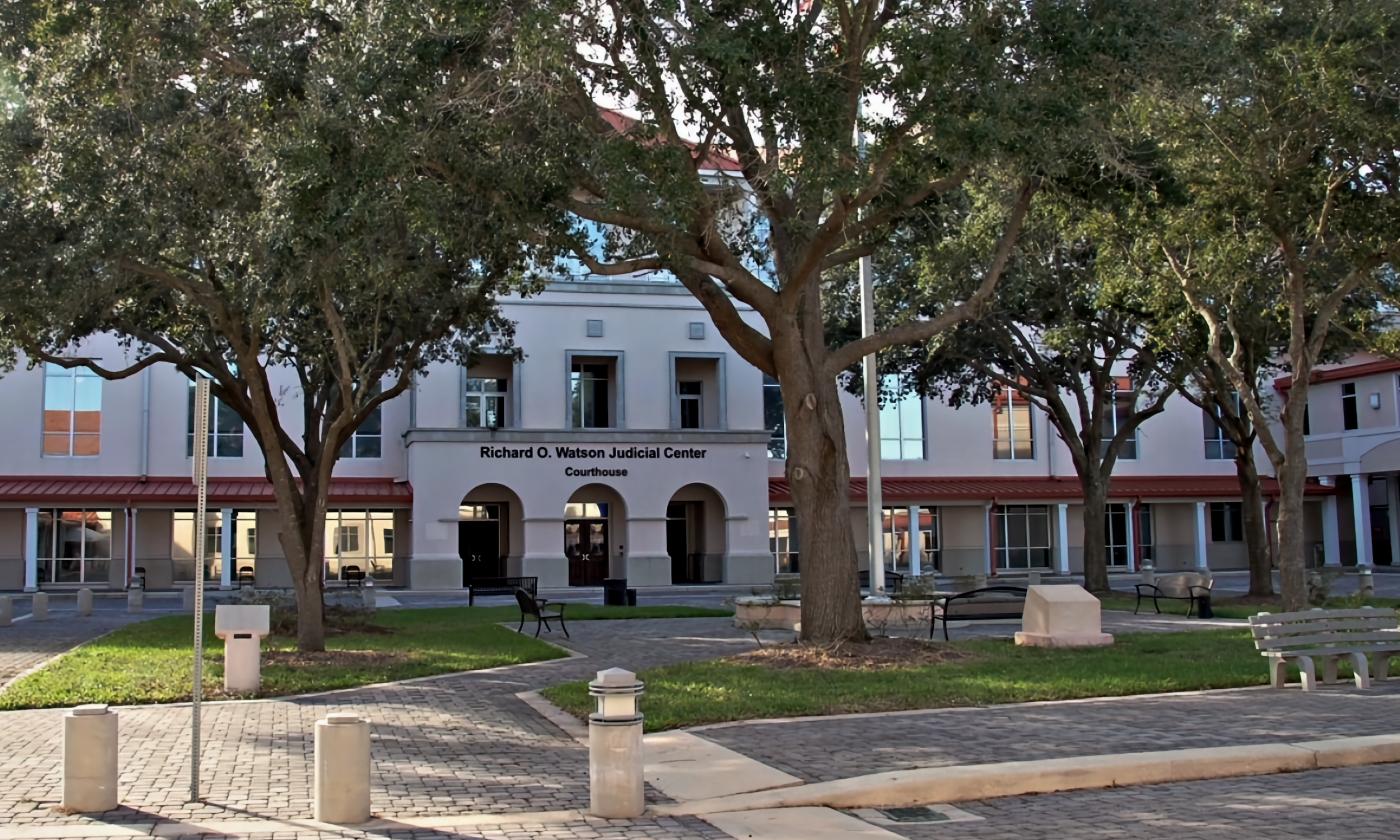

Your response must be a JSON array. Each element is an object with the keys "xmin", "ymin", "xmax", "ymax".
[
  {"xmin": 31, "ymin": 592, "xmax": 49, "ymax": 621},
  {"xmin": 63, "ymin": 704, "xmax": 118, "ymax": 813},
  {"xmin": 361, "ymin": 580, "xmax": 376, "ymax": 609},
  {"xmin": 1139, "ymin": 567, "xmax": 1155, "ymax": 587},
  {"xmin": 588, "ymin": 668, "xmax": 645, "ymax": 819},
  {"xmin": 313, "ymin": 713, "xmax": 371, "ymax": 824},
  {"xmin": 0, "ymin": 596, "xmax": 12, "ymax": 627},
  {"xmin": 1027, "ymin": 570, "xmax": 1042, "ymax": 586},
  {"xmin": 76, "ymin": 589, "xmax": 93, "ymax": 617},
  {"xmin": 127, "ymin": 589, "xmax": 143, "ymax": 613},
  {"xmin": 182, "ymin": 587, "xmax": 196, "ymax": 612},
  {"xmin": 1359, "ymin": 567, "xmax": 1375, "ymax": 597}
]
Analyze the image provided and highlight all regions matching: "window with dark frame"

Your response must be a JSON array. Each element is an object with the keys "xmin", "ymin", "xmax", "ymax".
[
  {"xmin": 993, "ymin": 385, "xmax": 1034, "ymax": 460},
  {"xmin": 678, "ymin": 380, "xmax": 703, "ymax": 429},
  {"xmin": 1209, "ymin": 501, "xmax": 1243, "ymax": 542},
  {"xmin": 570, "ymin": 362, "xmax": 611, "ymax": 428},
  {"xmin": 764, "ymin": 375, "xmax": 786, "ymax": 458},
  {"xmin": 1342, "ymin": 382, "xmax": 1358, "ymax": 431}
]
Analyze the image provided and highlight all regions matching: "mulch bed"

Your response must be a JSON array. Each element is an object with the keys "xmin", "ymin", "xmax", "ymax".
[
  {"xmin": 729, "ymin": 637, "xmax": 972, "ymax": 671},
  {"xmin": 261, "ymin": 649, "xmax": 409, "ymax": 669}
]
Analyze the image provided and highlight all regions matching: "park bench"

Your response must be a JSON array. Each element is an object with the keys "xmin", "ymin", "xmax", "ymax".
[
  {"xmin": 469, "ymin": 576, "xmax": 538, "ymax": 606},
  {"xmin": 1135, "ymin": 572, "xmax": 1214, "ymax": 617},
  {"xmin": 514, "ymin": 588, "xmax": 569, "ymax": 638},
  {"xmin": 340, "ymin": 565, "xmax": 366, "ymax": 588},
  {"xmin": 931, "ymin": 585, "xmax": 1028, "ymax": 640},
  {"xmin": 1249, "ymin": 607, "xmax": 1400, "ymax": 691},
  {"xmin": 858, "ymin": 568, "xmax": 906, "ymax": 594}
]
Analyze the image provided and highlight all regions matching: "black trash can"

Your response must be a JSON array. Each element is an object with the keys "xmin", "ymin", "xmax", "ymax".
[
  {"xmin": 626, "ymin": 588, "xmax": 638, "ymax": 607},
  {"xmin": 603, "ymin": 578, "xmax": 628, "ymax": 606},
  {"xmin": 1195, "ymin": 592, "xmax": 1214, "ymax": 619}
]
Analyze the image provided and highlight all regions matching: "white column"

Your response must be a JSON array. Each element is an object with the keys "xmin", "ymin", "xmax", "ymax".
[
  {"xmin": 982, "ymin": 503, "xmax": 994, "ymax": 575},
  {"xmin": 1124, "ymin": 501, "xmax": 1137, "ymax": 573},
  {"xmin": 1193, "ymin": 501, "xmax": 1209, "ymax": 570},
  {"xmin": 907, "ymin": 505, "xmax": 922, "ymax": 577},
  {"xmin": 23, "ymin": 507, "xmax": 39, "ymax": 592},
  {"xmin": 1351, "ymin": 474, "xmax": 1374, "ymax": 567},
  {"xmin": 1055, "ymin": 503, "xmax": 1071, "ymax": 575},
  {"xmin": 220, "ymin": 508, "xmax": 234, "ymax": 588},
  {"xmin": 124, "ymin": 509, "xmax": 138, "ymax": 589},
  {"xmin": 1387, "ymin": 476, "xmax": 1400, "ymax": 567},
  {"xmin": 1322, "ymin": 493, "xmax": 1342, "ymax": 566}
]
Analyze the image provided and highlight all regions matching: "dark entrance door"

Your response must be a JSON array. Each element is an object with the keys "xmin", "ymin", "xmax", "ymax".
[
  {"xmin": 668, "ymin": 502, "xmax": 705, "ymax": 584},
  {"xmin": 565, "ymin": 518, "xmax": 608, "ymax": 586},
  {"xmin": 459, "ymin": 503, "xmax": 505, "ymax": 584}
]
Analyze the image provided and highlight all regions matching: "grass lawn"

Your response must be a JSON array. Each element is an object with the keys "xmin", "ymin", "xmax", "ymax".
[
  {"xmin": 1096, "ymin": 591, "xmax": 1400, "ymax": 620},
  {"xmin": 0, "ymin": 604, "xmax": 729, "ymax": 710},
  {"xmin": 542, "ymin": 629, "xmax": 1300, "ymax": 731}
]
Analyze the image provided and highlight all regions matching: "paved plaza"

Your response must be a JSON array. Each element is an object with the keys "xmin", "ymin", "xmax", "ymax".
[{"xmin": 0, "ymin": 597, "xmax": 1397, "ymax": 838}]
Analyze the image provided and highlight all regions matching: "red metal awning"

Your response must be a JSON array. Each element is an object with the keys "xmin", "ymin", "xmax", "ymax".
[
  {"xmin": 768, "ymin": 474, "xmax": 1333, "ymax": 505},
  {"xmin": 0, "ymin": 476, "xmax": 412, "ymax": 506}
]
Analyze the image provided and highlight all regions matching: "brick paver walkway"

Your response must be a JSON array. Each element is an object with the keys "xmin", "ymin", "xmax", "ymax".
[
  {"xmin": 701, "ymin": 681, "xmax": 1400, "ymax": 783},
  {"xmin": 0, "ymin": 617, "xmax": 760, "ymax": 829},
  {"xmin": 869, "ymin": 764, "xmax": 1400, "ymax": 838}
]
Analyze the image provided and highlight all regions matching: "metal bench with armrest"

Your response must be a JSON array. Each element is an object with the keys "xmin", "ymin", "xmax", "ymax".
[{"xmin": 515, "ymin": 588, "xmax": 569, "ymax": 638}]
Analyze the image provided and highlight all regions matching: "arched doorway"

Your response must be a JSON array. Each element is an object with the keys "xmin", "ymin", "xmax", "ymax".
[
  {"xmin": 667, "ymin": 483, "xmax": 727, "ymax": 584},
  {"xmin": 459, "ymin": 484, "xmax": 524, "ymax": 585},
  {"xmin": 565, "ymin": 484, "xmax": 627, "ymax": 586}
]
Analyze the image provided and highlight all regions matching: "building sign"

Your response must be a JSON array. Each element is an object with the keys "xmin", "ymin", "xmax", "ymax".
[{"xmin": 479, "ymin": 444, "xmax": 710, "ymax": 478}]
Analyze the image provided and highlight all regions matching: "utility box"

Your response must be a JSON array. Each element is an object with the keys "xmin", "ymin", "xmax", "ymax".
[{"xmin": 214, "ymin": 604, "xmax": 272, "ymax": 693}]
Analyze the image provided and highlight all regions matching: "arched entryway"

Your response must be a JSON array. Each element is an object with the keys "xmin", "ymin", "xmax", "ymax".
[
  {"xmin": 667, "ymin": 483, "xmax": 727, "ymax": 584},
  {"xmin": 565, "ymin": 484, "xmax": 627, "ymax": 586},
  {"xmin": 459, "ymin": 484, "xmax": 524, "ymax": 585}
]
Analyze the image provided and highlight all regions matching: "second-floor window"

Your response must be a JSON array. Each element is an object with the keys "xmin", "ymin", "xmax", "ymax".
[
  {"xmin": 678, "ymin": 380, "xmax": 703, "ymax": 429},
  {"xmin": 187, "ymin": 381, "xmax": 244, "ymax": 458},
  {"xmin": 1100, "ymin": 377, "xmax": 1138, "ymax": 459},
  {"xmin": 341, "ymin": 384, "xmax": 382, "ymax": 459},
  {"xmin": 1342, "ymin": 382, "xmax": 1358, "ymax": 431},
  {"xmin": 1202, "ymin": 394, "xmax": 1240, "ymax": 460},
  {"xmin": 993, "ymin": 385, "xmax": 1034, "ymax": 460},
  {"xmin": 879, "ymin": 376, "xmax": 925, "ymax": 460},
  {"xmin": 464, "ymin": 377, "xmax": 507, "ymax": 429},
  {"xmin": 43, "ymin": 363, "xmax": 101, "ymax": 456},
  {"xmin": 570, "ymin": 362, "xmax": 611, "ymax": 428},
  {"xmin": 764, "ymin": 375, "xmax": 786, "ymax": 458}
]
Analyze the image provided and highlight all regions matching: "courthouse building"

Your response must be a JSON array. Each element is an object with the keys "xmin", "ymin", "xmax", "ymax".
[{"xmin": 0, "ymin": 276, "xmax": 1388, "ymax": 593}]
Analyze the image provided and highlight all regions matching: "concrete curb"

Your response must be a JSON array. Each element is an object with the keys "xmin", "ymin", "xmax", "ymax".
[{"xmin": 652, "ymin": 733, "xmax": 1400, "ymax": 816}]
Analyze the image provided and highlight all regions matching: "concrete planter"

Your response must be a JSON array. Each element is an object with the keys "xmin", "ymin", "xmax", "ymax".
[{"xmin": 734, "ymin": 597, "xmax": 938, "ymax": 632}]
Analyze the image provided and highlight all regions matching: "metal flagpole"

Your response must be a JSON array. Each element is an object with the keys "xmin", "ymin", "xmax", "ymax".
[
  {"xmin": 856, "ymin": 106, "xmax": 886, "ymax": 597},
  {"xmin": 190, "ymin": 378, "xmax": 210, "ymax": 802}
]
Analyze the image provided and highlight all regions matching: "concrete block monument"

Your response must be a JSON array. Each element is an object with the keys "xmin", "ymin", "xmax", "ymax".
[
  {"xmin": 214, "ymin": 604, "xmax": 271, "ymax": 693},
  {"xmin": 1014, "ymin": 585, "xmax": 1114, "ymax": 648}
]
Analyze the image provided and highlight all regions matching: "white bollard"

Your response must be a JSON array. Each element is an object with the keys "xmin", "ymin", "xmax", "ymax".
[
  {"xmin": 77, "ymin": 589, "xmax": 93, "ymax": 617},
  {"xmin": 313, "ymin": 714, "xmax": 371, "ymax": 824},
  {"xmin": 63, "ymin": 704, "xmax": 118, "ymax": 813},
  {"xmin": 1140, "ymin": 567, "xmax": 1156, "ymax": 587},
  {"xmin": 223, "ymin": 633, "xmax": 262, "ymax": 693},
  {"xmin": 1360, "ymin": 567, "xmax": 1375, "ymax": 597},
  {"xmin": 127, "ymin": 589, "xmax": 144, "ymax": 613},
  {"xmin": 182, "ymin": 587, "xmax": 196, "ymax": 612},
  {"xmin": 31, "ymin": 592, "xmax": 49, "ymax": 621},
  {"xmin": 0, "ymin": 595, "xmax": 12, "ymax": 627},
  {"xmin": 588, "ymin": 668, "xmax": 645, "ymax": 818}
]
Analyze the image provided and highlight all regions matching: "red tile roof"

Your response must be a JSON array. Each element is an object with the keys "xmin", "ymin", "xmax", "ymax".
[
  {"xmin": 1274, "ymin": 359, "xmax": 1400, "ymax": 391},
  {"xmin": 0, "ymin": 476, "xmax": 411, "ymax": 506},
  {"xmin": 768, "ymin": 475, "xmax": 1332, "ymax": 504},
  {"xmin": 599, "ymin": 109, "xmax": 744, "ymax": 172}
]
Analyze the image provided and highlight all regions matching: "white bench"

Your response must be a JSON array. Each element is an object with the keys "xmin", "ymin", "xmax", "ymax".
[{"xmin": 1249, "ymin": 607, "xmax": 1400, "ymax": 691}]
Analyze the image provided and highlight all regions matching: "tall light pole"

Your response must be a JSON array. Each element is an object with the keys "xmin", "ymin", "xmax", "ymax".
[
  {"xmin": 190, "ymin": 378, "xmax": 210, "ymax": 802},
  {"xmin": 856, "ymin": 107, "xmax": 886, "ymax": 598}
]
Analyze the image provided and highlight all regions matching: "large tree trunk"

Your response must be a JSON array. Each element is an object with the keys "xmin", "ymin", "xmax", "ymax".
[
  {"xmin": 1274, "ymin": 458, "xmax": 1309, "ymax": 612},
  {"xmin": 268, "ymin": 478, "xmax": 329, "ymax": 652},
  {"xmin": 1080, "ymin": 475, "xmax": 1110, "ymax": 594},
  {"xmin": 779, "ymin": 354, "xmax": 867, "ymax": 644},
  {"xmin": 1235, "ymin": 453, "xmax": 1274, "ymax": 598}
]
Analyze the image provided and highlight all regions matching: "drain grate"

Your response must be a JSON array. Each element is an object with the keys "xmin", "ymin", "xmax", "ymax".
[{"xmin": 878, "ymin": 806, "xmax": 951, "ymax": 823}]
